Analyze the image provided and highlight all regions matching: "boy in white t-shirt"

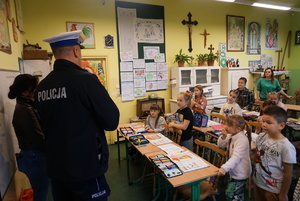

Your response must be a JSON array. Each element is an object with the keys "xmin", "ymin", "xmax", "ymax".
[{"xmin": 253, "ymin": 106, "xmax": 296, "ymax": 201}]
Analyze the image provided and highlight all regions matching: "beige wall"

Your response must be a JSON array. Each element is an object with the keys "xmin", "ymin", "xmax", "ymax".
[{"xmin": 1, "ymin": 0, "xmax": 299, "ymax": 143}]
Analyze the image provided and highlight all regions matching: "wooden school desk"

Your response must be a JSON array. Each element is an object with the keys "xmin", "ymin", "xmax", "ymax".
[{"xmin": 145, "ymin": 148, "xmax": 218, "ymax": 201}]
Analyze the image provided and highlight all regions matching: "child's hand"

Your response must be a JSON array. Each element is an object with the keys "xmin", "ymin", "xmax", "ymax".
[
  {"xmin": 147, "ymin": 129, "xmax": 154, "ymax": 133},
  {"xmin": 215, "ymin": 168, "xmax": 226, "ymax": 176},
  {"xmin": 221, "ymin": 128, "xmax": 227, "ymax": 140},
  {"xmin": 168, "ymin": 122, "xmax": 175, "ymax": 128}
]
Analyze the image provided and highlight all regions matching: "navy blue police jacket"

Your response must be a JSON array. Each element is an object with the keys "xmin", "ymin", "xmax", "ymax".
[{"xmin": 35, "ymin": 59, "xmax": 119, "ymax": 182}]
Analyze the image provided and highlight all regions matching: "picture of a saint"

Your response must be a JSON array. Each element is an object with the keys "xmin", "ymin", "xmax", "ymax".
[{"xmin": 247, "ymin": 22, "xmax": 261, "ymax": 55}]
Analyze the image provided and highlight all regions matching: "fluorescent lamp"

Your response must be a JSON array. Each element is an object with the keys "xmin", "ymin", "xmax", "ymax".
[
  {"xmin": 217, "ymin": 0, "xmax": 235, "ymax": 2},
  {"xmin": 252, "ymin": 3, "xmax": 291, "ymax": 11}
]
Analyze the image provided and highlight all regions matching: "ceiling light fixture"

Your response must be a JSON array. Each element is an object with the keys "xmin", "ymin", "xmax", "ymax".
[
  {"xmin": 252, "ymin": 3, "xmax": 291, "ymax": 11},
  {"xmin": 216, "ymin": 0, "xmax": 235, "ymax": 2}
]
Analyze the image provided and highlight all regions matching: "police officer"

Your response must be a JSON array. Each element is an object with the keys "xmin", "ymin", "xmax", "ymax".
[{"xmin": 35, "ymin": 30, "xmax": 120, "ymax": 201}]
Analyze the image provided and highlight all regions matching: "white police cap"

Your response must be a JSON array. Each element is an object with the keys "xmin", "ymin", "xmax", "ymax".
[{"xmin": 43, "ymin": 30, "xmax": 85, "ymax": 49}]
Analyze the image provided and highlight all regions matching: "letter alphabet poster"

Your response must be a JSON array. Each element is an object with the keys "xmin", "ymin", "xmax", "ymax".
[{"xmin": 116, "ymin": 1, "xmax": 167, "ymax": 101}]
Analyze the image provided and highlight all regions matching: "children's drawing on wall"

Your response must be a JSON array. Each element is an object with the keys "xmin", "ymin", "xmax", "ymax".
[
  {"xmin": 134, "ymin": 88, "xmax": 146, "ymax": 97},
  {"xmin": 265, "ymin": 18, "xmax": 278, "ymax": 49},
  {"xmin": 247, "ymin": 22, "xmax": 261, "ymax": 55},
  {"xmin": 146, "ymin": 81, "xmax": 157, "ymax": 91},
  {"xmin": 134, "ymin": 18, "xmax": 164, "ymax": 43}
]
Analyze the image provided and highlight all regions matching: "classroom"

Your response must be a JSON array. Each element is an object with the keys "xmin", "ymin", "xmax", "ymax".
[{"xmin": 1, "ymin": 0, "xmax": 300, "ymax": 200}]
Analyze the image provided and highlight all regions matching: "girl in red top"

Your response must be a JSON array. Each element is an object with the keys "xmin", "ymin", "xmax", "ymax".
[{"xmin": 191, "ymin": 85, "xmax": 207, "ymax": 115}]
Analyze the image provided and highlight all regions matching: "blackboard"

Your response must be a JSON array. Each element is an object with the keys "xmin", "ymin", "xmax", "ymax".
[{"xmin": 0, "ymin": 70, "xmax": 20, "ymax": 199}]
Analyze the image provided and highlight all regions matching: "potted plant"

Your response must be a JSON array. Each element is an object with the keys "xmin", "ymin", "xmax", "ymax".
[
  {"xmin": 174, "ymin": 49, "xmax": 191, "ymax": 67},
  {"xmin": 195, "ymin": 53, "xmax": 208, "ymax": 66},
  {"xmin": 207, "ymin": 53, "xmax": 218, "ymax": 66}
]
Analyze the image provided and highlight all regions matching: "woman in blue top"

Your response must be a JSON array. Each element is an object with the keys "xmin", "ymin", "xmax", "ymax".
[{"xmin": 256, "ymin": 67, "xmax": 292, "ymax": 101}]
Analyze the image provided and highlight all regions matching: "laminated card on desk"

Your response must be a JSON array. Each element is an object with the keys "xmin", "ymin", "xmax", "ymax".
[
  {"xmin": 168, "ymin": 151, "xmax": 210, "ymax": 173},
  {"xmin": 145, "ymin": 134, "xmax": 172, "ymax": 145},
  {"xmin": 158, "ymin": 144, "xmax": 184, "ymax": 155}
]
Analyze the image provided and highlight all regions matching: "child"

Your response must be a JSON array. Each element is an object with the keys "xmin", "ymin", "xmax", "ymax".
[
  {"xmin": 168, "ymin": 91, "xmax": 194, "ymax": 151},
  {"xmin": 220, "ymin": 89, "xmax": 243, "ymax": 117},
  {"xmin": 253, "ymin": 106, "xmax": 296, "ymax": 201},
  {"xmin": 216, "ymin": 115, "xmax": 252, "ymax": 200},
  {"xmin": 145, "ymin": 104, "xmax": 166, "ymax": 134},
  {"xmin": 191, "ymin": 85, "xmax": 207, "ymax": 115},
  {"xmin": 255, "ymin": 100, "xmax": 277, "ymax": 134},
  {"xmin": 236, "ymin": 77, "xmax": 255, "ymax": 111},
  {"xmin": 267, "ymin": 92, "xmax": 287, "ymax": 111}
]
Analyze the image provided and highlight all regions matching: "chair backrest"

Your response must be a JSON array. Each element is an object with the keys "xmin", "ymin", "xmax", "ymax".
[
  {"xmin": 163, "ymin": 124, "xmax": 182, "ymax": 144},
  {"xmin": 194, "ymin": 139, "xmax": 226, "ymax": 168},
  {"xmin": 246, "ymin": 121, "xmax": 263, "ymax": 133},
  {"xmin": 210, "ymin": 112, "xmax": 226, "ymax": 124}
]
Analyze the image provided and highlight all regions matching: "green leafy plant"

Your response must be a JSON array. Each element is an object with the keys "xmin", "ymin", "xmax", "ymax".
[
  {"xmin": 207, "ymin": 53, "xmax": 218, "ymax": 61},
  {"xmin": 195, "ymin": 53, "xmax": 208, "ymax": 61},
  {"xmin": 174, "ymin": 49, "xmax": 191, "ymax": 63}
]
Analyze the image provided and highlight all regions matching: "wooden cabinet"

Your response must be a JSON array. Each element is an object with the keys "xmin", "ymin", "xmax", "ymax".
[
  {"xmin": 171, "ymin": 66, "xmax": 221, "ymax": 99},
  {"xmin": 136, "ymin": 98, "xmax": 165, "ymax": 118},
  {"xmin": 221, "ymin": 67, "xmax": 250, "ymax": 95}
]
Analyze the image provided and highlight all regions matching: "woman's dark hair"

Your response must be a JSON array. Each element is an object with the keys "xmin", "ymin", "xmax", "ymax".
[
  {"xmin": 149, "ymin": 104, "xmax": 164, "ymax": 127},
  {"xmin": 8, "ymin": 74, "xmax": 38, "ymax": 99},
  {"xmin": 263, "ymin": 67, "xmax": 275, "ymax": 84}
]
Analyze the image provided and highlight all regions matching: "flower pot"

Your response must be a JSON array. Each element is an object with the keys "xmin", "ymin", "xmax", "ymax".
[
  {"xmin": 178, "ymin": 61, "xmax": 185, "ymax": 67},
  {"xmin": 197, "ymin": 60, "xmax": 206, "ymax": 66},
  {"xmin": 207, "ymin": 60, "xmax": 215, "ymax": 66}
]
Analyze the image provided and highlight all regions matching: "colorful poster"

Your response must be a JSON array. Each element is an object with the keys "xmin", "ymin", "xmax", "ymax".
[
  {"xmin": 265, "ymin": 18, "xmax": 278, "ymax": 49},
  {"xmin": 247, "ymin": 22, "xmax": 261, "ymax": 55}
]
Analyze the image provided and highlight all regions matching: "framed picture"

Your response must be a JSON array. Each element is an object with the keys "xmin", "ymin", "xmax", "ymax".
[
  {"xmin": 0, "ymin": 0, "xmax": 12, "ymax": 54},
  {"xmin": 248, "ymin": 60, "xmax": 261, "ymax": 72},
  {"xmin": 226, "ymin": 15, "xmax": 245, "ymax": 52},
  {"xmin": 66, "ymin": 21, "xmax": 95, "ymax": 49},
  {"xmin": 82, "ymin": 57, "xmax": 108, "ymax": 89},
  {"xmin": 14, "ymin": 0, "xmax": 24, "ymax": 33},
  {"xmin": 295, "ymin": 31, "xmax": 300, "ymax": 45}
]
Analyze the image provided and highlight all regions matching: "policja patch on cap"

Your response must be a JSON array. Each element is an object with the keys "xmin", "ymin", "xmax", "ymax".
[{"xmin": 43, "ymin": 30, "xmax": 86, "ymax": 49}]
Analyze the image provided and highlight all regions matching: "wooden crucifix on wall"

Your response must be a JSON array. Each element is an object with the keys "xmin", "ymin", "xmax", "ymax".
[
  {"xmin": 182, "ymin": 12, "xmax": 198, "ymax": 53},
  {"xmin": 208, "ymin": 44, "xmax": 215, "ymax": 53},
  {"xmin": 200, "ymin": 29, "xmax": 210, "ymax": 48}
]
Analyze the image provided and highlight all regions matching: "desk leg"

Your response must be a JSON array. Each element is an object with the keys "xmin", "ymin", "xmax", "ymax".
[
  {"xmin": 152, "ymin": 171, "xmax": 161, "ymax": 201},
  {"xmin": 125, "ymin": 138, "xmax": 131, "ymax": 184},
  {"xmin": 189, "ymin": 180, "xmax": 203, "ymax": 201},
  {"xmin": 117, "ymin": 130, "xmax": 121, "ymax": 165}
]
